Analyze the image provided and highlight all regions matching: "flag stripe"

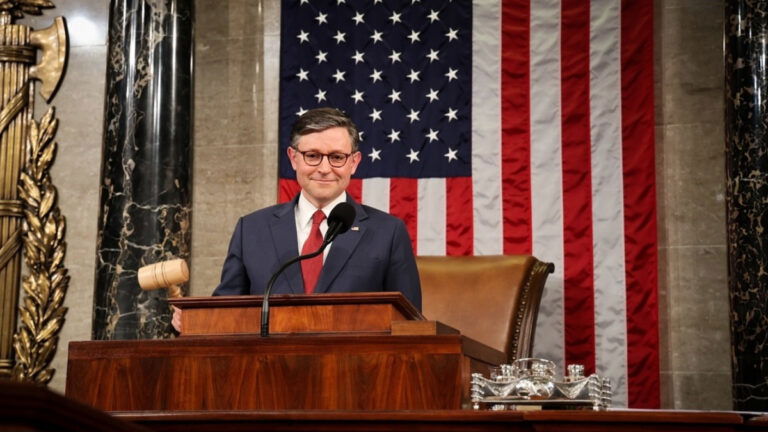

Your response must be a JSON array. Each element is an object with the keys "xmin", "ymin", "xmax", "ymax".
[
  {"xmin": 389, "ymin": 178, "xmax": 418, "ymax": 254},
  {"xmin": 471, "ymin": 0, "xmax": 503, "ymax": 255},
  {"xmin": 560, "ymin": 0, "xmax": 597, "ymax": 375},
  {"xmin": 530, "ymin": 0, "xmax": 565, "ymax": 369},
  {"xmin": 501, "ymin": 0, "xmax": 532, "ymax": 255},
  {"xmin": 362, "ymin": 177, "xmax": 390, "ymax": 213},
  {"xmin": 447, "ymin": 177, "xmax": 473, "ymax": 255},
  {"xmin": 347, "ymin": 178, "xmax": 363, "ymax": 203},
  {"xmin": 620, "ymin": 0, "xmax": 660, "ymax": 408},
  {"xmin": 590, "ymin": 0, "xmax": 629, "ymax": 406},
  {"xmin": 417, "ymin": 178, "xmax": 446, "ymax": 255},
  {"xmin": 279, "ymin": 178, "xmax": 302, "ymax": 203}
]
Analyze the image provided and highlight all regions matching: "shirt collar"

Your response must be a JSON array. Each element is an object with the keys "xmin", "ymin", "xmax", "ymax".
[{"xmin": 296, "ymin": 192, "xmax": 347, "ymax": 226}]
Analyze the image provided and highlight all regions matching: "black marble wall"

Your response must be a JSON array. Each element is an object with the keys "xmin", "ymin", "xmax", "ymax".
[
  {"xmin": 725, "ymin": 0, "xmax": 768, "ymax": 412},
  {"xmin": 94, "ymin": 0, "xmax": 194, "ymax": 340}
]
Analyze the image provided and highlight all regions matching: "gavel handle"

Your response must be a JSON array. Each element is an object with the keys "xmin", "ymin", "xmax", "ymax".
[{"xmin": 167, "ymin": 284, "xmax": 183, "ymax": 299}]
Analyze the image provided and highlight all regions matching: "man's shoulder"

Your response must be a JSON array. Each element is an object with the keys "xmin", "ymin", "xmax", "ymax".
[{"xmin": 358, "ymin": 203, "xmax": 405, "ymax": 227}]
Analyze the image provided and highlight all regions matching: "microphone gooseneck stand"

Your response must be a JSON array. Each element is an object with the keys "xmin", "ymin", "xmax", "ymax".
[
  {"xmin": 260, "ymin": 203, "xmax": 354, "ymax": 337},
  {"xmin": 259, "ymin": 242, "xmax": 328, "ymax": 337}
]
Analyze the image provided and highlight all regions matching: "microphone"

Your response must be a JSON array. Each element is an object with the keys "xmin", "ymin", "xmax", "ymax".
[
  {"xmin": 260, "ymin": 202, "xmax": 356, "ymax": 337},
  {"xmin": 324, "ymin": 202, "xmax": 356, "ymax": 243}
]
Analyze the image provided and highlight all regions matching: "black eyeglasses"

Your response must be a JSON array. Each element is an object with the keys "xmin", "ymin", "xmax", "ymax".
[{"xmin": 295, "ymin": 150, "xmax": 352, "ymax": 168}]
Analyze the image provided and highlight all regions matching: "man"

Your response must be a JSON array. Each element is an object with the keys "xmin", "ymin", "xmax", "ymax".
[{"xmin": 208, "ymin": 108, "xmax": 421, "ymax": 308}]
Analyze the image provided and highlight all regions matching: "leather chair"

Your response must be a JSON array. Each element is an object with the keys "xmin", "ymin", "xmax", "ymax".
[{"xmin": 415, "ymin": 255, "xmax": 554, "ymax": 362}]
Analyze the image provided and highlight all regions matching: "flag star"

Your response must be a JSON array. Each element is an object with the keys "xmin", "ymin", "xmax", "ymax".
[
  {"xmin": 446, "ymin": 28, "xmax": 459, "ymax": 41},
  {"xmin": 407, "ymin": 30, "xmax": 420, "ymax": 44},
  {"xmin": 389, "ymin": 11, "xmax": 402, "ymax": 24},
  {"xmin": 427, "ymin": 49, "xmax": 439, "ymax": 62},
  {"xmin": 332, "ymin": 69, "xmax": 346, "ymax": 83},
  {"xmin": 370, "ymin": 69, "xmax": 383, "ymax": 83},
  {"xmin": 389, "ymin": 50, "xmax": 402, "ymax": 63},
  {"xmin": 428, "ymin": 9, "xmax": 440, "ymax": 22},
  {"xmin": 411, "ymin": 0, "xmax": 421, "ymax": 3},
  {"xmin": 299, "ymin": 0, "xmax": 309, "ymax": 4},
  {"xmin": 445, "ymin": 68, "xmax": 458, "ymax": 81},
  {"xmin": 314, "ymin": 89, "xmax": 327, "ymax": 102},
  {"xmin": 333, "ymin": 31, "xmax": 346, "ymax": 44},
  {"xmin": 445, "ymin": 107, "xmax": 458, "ymax": 121},
  {"xmin": 351, "ymin": 50, "xmax": 365, "ymax": 64},
  {"xmin": 316, "ymin": 50, "xmax": 328, "ymax": 63},
  {"xmin": 445, "ymin": 148, "xmax": 458, "ymax": 162},
  {"xmin": 374, "ymin": 0, "xmax": 382, "ymax": 3},
  {"xmin": 406, "ymin": 109, "xmax": 420, "ymax": 123},
  {"xmin": 388, "ymin": 129, "xmax": 401, "ymax": 143},
  {"xmin": 315, "ymin": 12, "xmax": 328, "ymax": 25},
  {"xmin": 426, "ymin": 128, "xmax": 439, "ymax": 142},
  {"xmin": 296, "ymin": 68, "xmax": 309, "ymax": 81},
  {"xmin": 351, "ymin": 89, "xmax": 364, "ymax": 103},
  {"xmin": 426, "ymin": 88, "xmax": 439, "ymax": 102},
  {"xmin": 407, "ymin": 69, "xmax": 421, "ymax": 83},
  {"xmin": 369, "ymin": 147, "xmax": 382, "ymax": 162},
  {"xmin": 369, "ymin": 108, "xmax": 382, "ymax": 122},
  {"xmin": 370, "ymin": 30, "xmax": 384, "ymax": 44},
  {"xmin": 359, "ymin": 131, "xmax": 365, "ymax": 140},
  {"xmin": 296, "ymin": 106, "xmax": 308, "ymax": 116},
  {"xmin": 388, "ymin": 89, "xmax": 401, "ymax": 103},
  {"xmin": 406, "ymin": 149, "xmax": 420, "ymax": 163},
  {"xmin": 352, "ymin": 11, "xmax": 365, "ymax": 25},
  {"xmin": 336, "ymin": 0, "xmax": 345, "ymax": 4},
  {"xmin": 297, "ymin": 30, "xmax": 310, "ymax": 43}
]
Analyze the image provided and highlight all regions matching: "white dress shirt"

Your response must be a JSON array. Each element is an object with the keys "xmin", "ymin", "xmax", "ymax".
[{"xmin": 294, "ymin": 192, "xmax": 347, "ymax": 263}]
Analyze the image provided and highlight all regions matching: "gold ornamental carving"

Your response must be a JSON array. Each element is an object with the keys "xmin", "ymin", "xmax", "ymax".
[
  {"xmin": 13, "ymin": 108, "xmax": 67, "ymax": 383},
  {"xmin": 0, "ymin": 0, "xmax": 68, "ymax": 384}
]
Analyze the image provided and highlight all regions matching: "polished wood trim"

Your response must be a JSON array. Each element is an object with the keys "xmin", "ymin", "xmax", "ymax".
[
  {"xmin": 169, "ymin": 292, "xmax": 425, "ymax": 336},
  {"xmin": 170, "ymin": 292, "xmax": 424, "ymax": 319},
  {"xmin": 0, "ymin": 381, "xmax": 150, "ymax": 432},
  {"xmin": 113, "ymin": 409, "xmax": 765, "ymax": 432},
  {"xmin": 746, "ymin": 416, "xmax": 768, "ymax": 429},
  {"xmin": 391, "ymin": 320, "xmax": 460, "ymax": 335},
  {"xmin": 66, "ymin": 334, "xmax": 496, "ymax": 411}
]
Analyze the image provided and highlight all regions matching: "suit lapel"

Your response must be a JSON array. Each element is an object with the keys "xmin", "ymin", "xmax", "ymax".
[
  {"xmin": 269, "ymin": 197, "xmax": 302, "ymax": 294},
  {"xmin": 315, "ymin": 199, "xmax": 368, "ymax": 293}
]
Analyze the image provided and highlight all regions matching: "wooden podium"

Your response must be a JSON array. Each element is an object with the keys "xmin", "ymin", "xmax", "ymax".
[{"xmin": 66, "ymin": 293, "xmax": 504, "ymax": 411}]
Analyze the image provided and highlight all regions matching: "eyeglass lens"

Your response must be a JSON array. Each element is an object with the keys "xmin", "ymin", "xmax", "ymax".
[{"xmin": 302, "ymin": 151, "xmax": 348, "ymax": 167}]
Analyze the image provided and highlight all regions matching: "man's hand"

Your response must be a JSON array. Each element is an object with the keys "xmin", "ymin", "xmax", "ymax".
[{"xmin": 171, "ymin": 306, "xmax": 182, "ymax": 333}]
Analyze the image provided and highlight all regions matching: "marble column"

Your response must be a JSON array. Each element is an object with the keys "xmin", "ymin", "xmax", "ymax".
[
  {"xmin": 724, "ymin": 0, "xmax": 768, "ymax": 411},
  {"xmin": 93, "ymin": 0, "xmax": 193, "ymax": 340}
]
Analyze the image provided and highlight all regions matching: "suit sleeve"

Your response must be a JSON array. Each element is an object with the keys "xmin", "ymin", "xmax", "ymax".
[
  {"xmin": 384, "ymin": 219, "xmax": 422, "ymax": 311},
  {"xmin": 212, "ymin": 217, "xmax": 250, "ymax": 296}
]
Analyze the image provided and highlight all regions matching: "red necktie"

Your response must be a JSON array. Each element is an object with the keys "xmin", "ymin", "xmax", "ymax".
[{"xmin": 301, "ymin": 210, "xmax": 326, "ymax": 293}]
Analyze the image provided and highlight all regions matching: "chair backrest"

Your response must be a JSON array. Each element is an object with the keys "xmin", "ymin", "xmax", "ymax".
[{"xmin": 415, "ymin": 255, "xmax": 554, "ymax": 362}]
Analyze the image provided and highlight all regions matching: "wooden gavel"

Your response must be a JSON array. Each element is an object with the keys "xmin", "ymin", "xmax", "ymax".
[{"xmin": 137, "ymin": 258, "xmax": 189, "ymax": 299}]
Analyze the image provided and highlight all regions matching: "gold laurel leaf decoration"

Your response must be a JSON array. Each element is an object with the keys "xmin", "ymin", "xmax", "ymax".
[
  {"xmin": 0, "ymin": 0, "xmax": 53, "ymax": 19},
  {"xmin": 11, "ymin": 106, "xmax": 69, "ymax": 384}
]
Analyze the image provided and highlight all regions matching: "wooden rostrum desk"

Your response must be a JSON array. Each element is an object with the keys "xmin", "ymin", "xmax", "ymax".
[
  {"xmin": 65, "ymin": 292, "xmax": 768, "ymax": 432},
  {"xmin": 66, "ymin": 292, "xmax": 504, "ymax": 411}
]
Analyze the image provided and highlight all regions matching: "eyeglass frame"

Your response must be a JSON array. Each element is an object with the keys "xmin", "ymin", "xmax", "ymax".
[{"xmin": 293, "ymin": 149, "xmax": 354, "ymax": 168}]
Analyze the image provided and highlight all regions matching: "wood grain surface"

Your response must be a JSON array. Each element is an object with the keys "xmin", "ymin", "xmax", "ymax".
[
  {"xmin": 114, "ymin": 409, "xmax": 765, "ymax": 432},
  {"xmin": 170, "ymin": 292, "xmax": 424, "ymax": 336},
  {"xmin": 66, "ymin": 334, "xmax": 494, "ymax": 411}
]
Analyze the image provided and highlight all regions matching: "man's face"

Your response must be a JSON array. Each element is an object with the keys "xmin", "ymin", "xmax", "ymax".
[{"xmin": 288, "ymin": 126, "xmax": 361, "ymax": 209}]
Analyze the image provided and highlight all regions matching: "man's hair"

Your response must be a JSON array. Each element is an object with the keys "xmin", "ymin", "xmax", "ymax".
[{"xmin": 290, "ymin": 107, "xmax": 360, "ymax": 153}]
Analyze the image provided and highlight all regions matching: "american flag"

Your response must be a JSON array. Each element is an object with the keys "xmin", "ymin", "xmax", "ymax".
[{"xmin": 277, "ymin": 0, "xmax": 658, "ymax": 408}]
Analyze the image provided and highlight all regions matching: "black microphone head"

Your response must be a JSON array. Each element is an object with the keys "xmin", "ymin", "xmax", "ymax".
[{"xmin": 327, "ymin": 202, "xmax": 356, "ymax": 236}]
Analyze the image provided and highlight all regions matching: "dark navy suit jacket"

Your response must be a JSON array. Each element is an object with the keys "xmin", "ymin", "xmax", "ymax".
[{"xmin": 212, "ymin": 195, "xmax": 422, "ymax": 310}]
